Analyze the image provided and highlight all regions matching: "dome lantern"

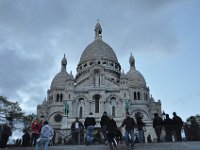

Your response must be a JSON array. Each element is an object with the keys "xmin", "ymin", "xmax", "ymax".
[
  {"xmin": 61, "ymin": 54, "xmax": 67, "ymax": 71},
  {"xmin": 129, "ymin": 53, "xmax": 135, "ymax": 69},
  {"xmin": 94, "ymin": 20, "xmax": 102, "ymax": 39}
]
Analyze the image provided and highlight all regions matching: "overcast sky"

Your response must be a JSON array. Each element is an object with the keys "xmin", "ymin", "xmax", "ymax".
[{"xmin": 0, "ymin": 0, "xmax": 199, "ymax": 121}]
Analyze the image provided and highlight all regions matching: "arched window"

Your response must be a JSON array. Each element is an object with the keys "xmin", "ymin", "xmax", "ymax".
[
  {"xmin": 95, "ymin": 99, "xmax": 99, "ymax": 113},
  {"xmin": 112, "ymin": 106, "xmax": 115, "ymax": 117},
  {"xmin": 79, "ymin": 107, "xmax": 83, "ymax": 119},
  {"xmin": 110, "ymin": 97, "xmax": 116, "ymax": 101},
  {"xmin": 60, "ymin": 94, "xmax": 63, "ymax": 102},
  {"xmin": 137, "ymin": 92, "xmax": 140, "ymax": 100},
  {"xmin": 93, "ymin": 94, "xmax": 101, "ymax": 113},
  {"xmin": 56, "ymin": 94, "xmax": 59, "ymax": 102},
  {"xmin": 134, "ymin": 92, "xmax": 137, "ymax": 100},
  {"xmin": 94, "ymin": 69, "xmax": 100, "ymax": 86}
]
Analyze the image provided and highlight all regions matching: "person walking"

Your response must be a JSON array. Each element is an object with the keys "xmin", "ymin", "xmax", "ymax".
[
  {"xmin": 120, "ymin": 112, "xmax": 136, "ymax": 149},
  {"xmin": 0, "ymin": 124, "xmax": 3, "ymax": 146},
  {"xmin": 31, "ymin": 120, "xmax": 41, "ymax": 146},
  {"xmin": 107, "ymin": 115, "xmax": 118, "ymax": 150},
  {"xmin": 0, "ymin": 123, "xmax": 12, "ymax": 148},
  {"xmin": 35, "ymin": 121, "xmax": 53, "ymax": 150},
  {"xmin": 71, "ymin": 117, "xmax": 84, "ymax": 144},
  {"xmin": 172, "ymin": 112, "xmax": 183, "ymax": 141},
  {"xmin": 163, "ymin": 114, "xmax": 173, "ymax": 142},
  {"xmin": 22, "ymin": 127, "xmax": 31, "ymax": 146},
  {"xmin": 100, "ymin": 111, "xmax": 109, "ymax": 144},
  {"xmin": 136, "ymin": 116, "xmax": 145, "ymax": 143},
  {"xmin": 84, "ymin": 112, "xmax": 96, "ymax": 145},
  {"xmin": 153, "ymin": 113, "xmax": 163, "ymax": 142}
]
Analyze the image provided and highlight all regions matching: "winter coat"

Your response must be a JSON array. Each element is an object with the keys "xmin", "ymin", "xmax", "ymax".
[
  {"xmin": 153, "ymin": 116, "xmax": 163, "ymax": 128},
  {"xmin": 107, "ymin": 119, "xmax": 117, "ymax": 135},
  {"xmin": 100, "ymin": 114, "xmax": 109, "ymax": 127},
  {"xmin": 84, "ymin": 115, "xmax": 96, "ymax": 128},
  {"xmin": 136, "ymin": 117, "xmax": 145, "ymax": 130},
  {"xmin": 71, "ymin": 121, "xmax": 84, "ymax": 131},
  {"xmin": 121, "ymin": 116, "xmax": 136, "ymax": 131}
]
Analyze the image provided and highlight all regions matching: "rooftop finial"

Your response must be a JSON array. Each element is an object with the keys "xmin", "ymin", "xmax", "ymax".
[
  {"xmin": 61, "ymin": 54, "xmax": 67, "ymax": 71},
  {"xmin": 94, "ymin": 20, "xmax": 102, "ymax": 39},
  {"xmin": 129, "ymin": 52, "xmax": 135, "ymax": 69}
]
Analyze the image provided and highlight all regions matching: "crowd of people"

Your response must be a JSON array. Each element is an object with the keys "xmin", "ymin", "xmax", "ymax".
[
  {"xmin": 153, "ymin": 112, "xmax": 183, "ymax": 142},
  {"xmin": 0, "ymin": 111, "xmax": 187, "ymax": 150},
  {"xmin": 0, "ymin": 119, "xmax": 53, "ymax": 150},
  {"xmin": 71, "ymin": 111, "xmax": 143, "ymax": 150},
  {"xmin": 70, "ymin": 111, "xmax": 186, "ymax": 150}
]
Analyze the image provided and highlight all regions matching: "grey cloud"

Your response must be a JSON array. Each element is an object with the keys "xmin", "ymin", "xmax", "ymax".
[{"xmin": 0, "ymin": 0, "xmax": 188, "ymax": 114}]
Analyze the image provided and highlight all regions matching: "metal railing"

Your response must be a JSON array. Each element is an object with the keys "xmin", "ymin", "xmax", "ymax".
[{"xmin": 52, "ymin": 128, "xmax": 103, "ymax": 145}]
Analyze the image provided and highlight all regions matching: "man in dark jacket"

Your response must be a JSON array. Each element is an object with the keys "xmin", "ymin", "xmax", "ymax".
[
  {"xmin": 22, "ymin": 128, "xmax": 31, "ymax": 146},
  {"xmin": 136, "ymin": 116, "xmax": 145, "ymax": 143},
  {"xmin": 71, "ymin": 117, "xmax": 84, "ymax": 144},
  {"xmin": 153, "ymin": 113, "xmax": 163, "ymax": 142},
  {"xmin": 1, "ymin": 123, "xmax": 12, "ymax": 148},
  {"xmin": 107, "ymin": 115, "xmax": 118, "ymax": 150},
  {"xmin": 121, "ymin": 112, "xmax": 135, "ymax": 149},
  {"xmin": 84, "ymin": 112, "xmax": 96, "ymax": 145},
  {"xmin": 172, "ymin": 112, "xmax": 183, "ymax": 141},
  {"xmin": 163, "ymin": 114, "xmax": 173, "ymax": 142},
  {"xmin": 100, "ymin": 111, "xmax": 109, "ymax": 144}
]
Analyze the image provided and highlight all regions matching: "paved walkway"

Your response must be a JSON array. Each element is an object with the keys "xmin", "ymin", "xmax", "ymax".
[{"xmin": 6, "ymin": 142, "xmax": 200, "ymax": 150}]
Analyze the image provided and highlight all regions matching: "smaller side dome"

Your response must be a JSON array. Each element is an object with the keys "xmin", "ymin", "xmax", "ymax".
[
  {"xmin": 50, "ymin": 71, "xmax": 70, "ymax": 90},
  {"xmin": 127, "ymin": 69, "xmax": 146, "ymax": 87},
  {"xmin": 50, "ymin": 55, "xmax": 71, "ymax": 90},
  {"xmin": 120, "ymin": 70, "xmax": 128, "ymax": 79},
  {"xmin": 68, "ymin": 71, "xmax": 75, "ymax": 81},
  {"xmin": 127, "ymin": 53, "xmax": 146, "ymax": 87}
]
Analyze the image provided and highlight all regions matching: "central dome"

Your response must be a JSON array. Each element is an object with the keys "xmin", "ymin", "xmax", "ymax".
[
  {"xmin": 78, "ymin": 22, "xmax": 119, "ymax": 65},
  {"xmin": 79, "ymin": 38, "xmax": 118, "ymax": 64}
]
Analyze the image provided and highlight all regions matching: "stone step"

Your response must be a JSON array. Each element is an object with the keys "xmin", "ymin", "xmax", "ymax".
[{"xmin": 7, "ymin": 142, "xmax": 200, "ymax": 150}]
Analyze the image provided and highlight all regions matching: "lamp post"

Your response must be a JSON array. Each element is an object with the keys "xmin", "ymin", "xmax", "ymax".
[{"xmin": 162, "ymin": 111, "xmax": 166, "ymax": 120}]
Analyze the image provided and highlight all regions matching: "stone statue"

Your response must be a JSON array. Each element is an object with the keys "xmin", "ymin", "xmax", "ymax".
[
  {"xmin": 64, "ymin": 101, "xmax": 69, "ymax": 116},
  {"xmin": 125, "ymin": 99, "xmax": 130, "ymax": 112}
]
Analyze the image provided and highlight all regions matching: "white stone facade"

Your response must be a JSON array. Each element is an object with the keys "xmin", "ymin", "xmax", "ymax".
[{"xmin": 37, "ymin": 22, "xmax": 162, "ymax": 141}]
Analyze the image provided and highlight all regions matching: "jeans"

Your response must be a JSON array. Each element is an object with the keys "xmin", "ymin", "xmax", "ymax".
[
  {"xmin": 31, "ymin": 133, "xmax": 40, "ymax": 146},
  {"xmin": 35, "ymin": 137, "xmax": 49, "ymax": 150},
  {"xmin": 154, "ymin": 125, "xmax": 162, "ymax": 142},
  {"xmin": 86, "ymin": 125, "xmax": 94, "ymax": 144},
  {"xmin": 124, "ymin": 129, "xmax": 134, "ymax": 147},
  {"xmin": 102, "ymin": 125, "xmax": 108, "ymax": 142},
  {"xmin": 138, "ymin": 129, "xmax": 143, "ymax": 143}
]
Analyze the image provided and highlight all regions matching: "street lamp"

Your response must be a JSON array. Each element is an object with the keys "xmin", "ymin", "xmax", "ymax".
[{"xmin": 162, "ymin": 111, "xmax": 166, "ymax": 120}]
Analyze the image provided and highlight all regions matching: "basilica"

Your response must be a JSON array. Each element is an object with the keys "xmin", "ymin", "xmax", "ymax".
[{"xmin": 37, "ymin": 22, "xmax": 162, "ymax": 141}]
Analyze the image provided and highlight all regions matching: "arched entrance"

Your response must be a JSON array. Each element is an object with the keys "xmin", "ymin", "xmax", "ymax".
[{"xmin": 93, "ymin": 94, "xmax": 101, "ymax": 113}]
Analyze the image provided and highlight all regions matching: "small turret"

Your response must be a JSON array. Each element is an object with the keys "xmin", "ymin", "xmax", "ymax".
[
  {"xmin": 129, "ymin": 53, "xmax": 135, "ymax": 69},
  {"xmin": 94, "ymin": 20, "xmax": 102, "ymax": 39},
  {"xmin": 61, "ymin": 54, "xmax": 67, "ymax": 71}
]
